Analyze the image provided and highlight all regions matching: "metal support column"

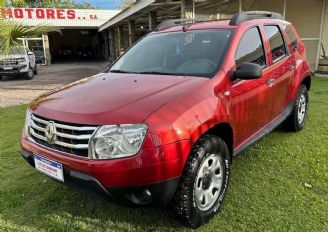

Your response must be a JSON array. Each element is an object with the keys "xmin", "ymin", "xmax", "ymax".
[
  {"xmin": 117, "ymin": 25, "xmax": 124, "ymax": 56},
  {"xmin": 149, "ymin": 11, "xmax": 157, "ymax": 31},
  {"xmin": 316, "ymin": 0, "xmax": 327, "ymax": 70},
  {"xmin": 42, "ymin": 34, "xmax": 51, "ymax": 65},
  {"xmin": 103, "ymin": 31, "xmax": 109, "ymax": 60},
  {"xmin": 282, "ymin": 0, "xmax": 287, "ymax": 19},
  {"xmin": 109, "ymin": 28, "xmax": 116, "ymax": 62},
  {"xmin": 181, "ymin": 0, "xmax": 193, "ymax": 19},
  {"xmin": 128, "ymin": 20, "xmax": 136, "ymax": 47}
]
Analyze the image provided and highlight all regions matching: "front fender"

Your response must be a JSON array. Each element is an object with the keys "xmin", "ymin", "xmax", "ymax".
[{"xmin": 145, "ymin": 76, "xmax": 233, "ymax": 147}]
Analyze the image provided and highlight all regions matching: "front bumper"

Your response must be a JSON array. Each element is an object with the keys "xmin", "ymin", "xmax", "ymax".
[{"xmin": 21, "ymin": 137, "xmax": 192, "ymax": 205}]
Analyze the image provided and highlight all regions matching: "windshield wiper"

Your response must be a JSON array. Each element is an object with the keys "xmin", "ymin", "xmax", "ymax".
[
  {"xmin": 110, "ymin": 70, "xmax": 179, "ymax": 76},
  {"xmin": 137, "ymin": 71, "xmax": 176, "ymax": 75},
  {"xmin": 110, "ymin": 69, "xmax": 135, "ymax": 73}
]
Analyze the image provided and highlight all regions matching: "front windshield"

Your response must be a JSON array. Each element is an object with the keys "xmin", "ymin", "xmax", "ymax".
[{"xmin": 110, "ymin": 29, "xmax": 233, "ymax": 78}]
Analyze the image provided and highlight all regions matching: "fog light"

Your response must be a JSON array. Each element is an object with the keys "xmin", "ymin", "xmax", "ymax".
[{"xmin": 142, "ymin": 189, "xmax": 152, "ymax": 201}]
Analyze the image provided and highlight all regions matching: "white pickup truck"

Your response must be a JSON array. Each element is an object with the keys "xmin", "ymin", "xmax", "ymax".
[{"xmin": 0, "ymin": 47, "xmax": 37, "ymax": 81}]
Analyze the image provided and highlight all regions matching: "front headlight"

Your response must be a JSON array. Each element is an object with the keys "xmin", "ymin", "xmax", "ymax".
[
  {"xmin": 17, "ymin": 57, "xmax": 26, "ymax": 63},
  {"xmin": 89, "ymin": 124, "xmax": 148, "ymax": 160},
  {"xmin": 24, "ymin": 109, "xmax": 32, "ymax": 138}
]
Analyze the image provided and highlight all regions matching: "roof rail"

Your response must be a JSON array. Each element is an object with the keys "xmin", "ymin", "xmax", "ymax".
[
  {"xmin": 154, "ymin": 18, "xmax": 206, "ymax": 31},
  {"xmin": 229, "ymin": 11, "xmax": 283, "ymax": 25}
]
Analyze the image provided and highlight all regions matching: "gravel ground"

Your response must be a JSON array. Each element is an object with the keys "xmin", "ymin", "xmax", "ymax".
[{"xmin": 0, "ymin": 62, "xmax": 108, "ymax": 107}]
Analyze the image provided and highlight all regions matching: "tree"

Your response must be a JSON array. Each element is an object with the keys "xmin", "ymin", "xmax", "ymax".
[
  {"xmin": 116, "ymin": 0, "xmax": 136, "ymax": 10},
  {"xmin": 6, "ymin": 0, "xmax": 96, "ymax": 9},
  {"xmin": 0, "ymin": 0, "xmax": 58, "ymax": 55}
]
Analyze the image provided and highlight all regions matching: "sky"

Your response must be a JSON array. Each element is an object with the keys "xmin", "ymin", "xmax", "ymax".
[{"xmin": 74, "ymin": 0, "xmax": 121, "ymax": 9}]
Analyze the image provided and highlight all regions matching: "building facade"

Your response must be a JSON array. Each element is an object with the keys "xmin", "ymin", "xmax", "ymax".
[
  {"xmin": 99, "ymin": 0, "xmax": 328, "ymax": 73},
  {"xmin": 2, "ymin": 0, "xmax": 327, "ymax": 73},
  {"xmin": 1, "ymin": 7, "xmax": 119, "ymax": 64}
]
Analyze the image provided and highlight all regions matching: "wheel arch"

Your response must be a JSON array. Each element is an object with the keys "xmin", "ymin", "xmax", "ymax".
[
  {"xmin": 302, "ymin": 75, "xmax": 311, "ymax": 91},
  {"xmin": 204, "ymin": 122, "xmax": 234, "ymax": 162}
]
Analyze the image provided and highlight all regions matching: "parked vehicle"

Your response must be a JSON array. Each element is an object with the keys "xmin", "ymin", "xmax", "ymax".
[
  {"xmin": 57, "ymin": 46, "xmax": 73, "ymax": 58},
  {"xmin": 0, "ymin": 47, "xmax": 37, "ymax": 81},
  {"xmin": 76, "ymin": 45, "xmax": 94, "ymax": 58},
  {"xmin": 32, "ymin": 46, "xmax": 46, "ymax": 65},
  {"xmin": 21, "ymin": 11, "xmax": 311, "ymax": 228}
]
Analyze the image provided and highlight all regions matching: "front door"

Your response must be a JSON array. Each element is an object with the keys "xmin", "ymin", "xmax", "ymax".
[{"xmin": 229, "ymin": 26, "xmax": 275, "ymax": 147}]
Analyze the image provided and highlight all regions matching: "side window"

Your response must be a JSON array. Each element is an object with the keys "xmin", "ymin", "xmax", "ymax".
[
  {"xmin": 235, "ymin": 27, "xmax": 266, "ymax": 69},
  {"xmin": 264, "ymin": 25, "xmax": 287, "ymax": 62},
  {"xmin": 286, "ymin": 25, "xmax": 298, "ymax": 52}
]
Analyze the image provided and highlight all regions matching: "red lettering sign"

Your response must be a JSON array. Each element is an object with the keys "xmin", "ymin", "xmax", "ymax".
[
  {"xmin": 56, "ymin": 9, "xmax": 65, "ymax": 19},
  {"xmin": 14, "ymin": 8, "xmax": 23, "ymax": 18},
  {"xmin": 25, "ymin": 8, "xmax": 33, "ymax": 18},
  {"xmin": 0, "ymin": 8, "xmax": 79, "ymax": 20},
  {"xmin": 67, "ymin": 9, "xmax": 75, "ymax": 19},
  {"xmin": 35, "ymin": 9, "xmax": 45, "ymax": 19}
]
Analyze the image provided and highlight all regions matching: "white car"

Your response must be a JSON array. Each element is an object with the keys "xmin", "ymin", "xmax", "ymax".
[{"xmin": 0, "ymin": 47, "xmax": 37, "ymax": 81}]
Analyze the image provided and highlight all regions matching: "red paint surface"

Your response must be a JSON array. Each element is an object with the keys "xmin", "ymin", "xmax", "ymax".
[{"xmin": 21, "ymin": 19, "xmax": 311, "ymax": 188}]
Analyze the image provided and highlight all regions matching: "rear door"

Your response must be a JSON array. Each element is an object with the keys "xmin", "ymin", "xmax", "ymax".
[
  {"xmin": 263, "ymin": 25, "xmax": 294, "ymax": 117},
  {"xmin": 229, "ymin": 26, "xmax": 275, "ymax": 146}
]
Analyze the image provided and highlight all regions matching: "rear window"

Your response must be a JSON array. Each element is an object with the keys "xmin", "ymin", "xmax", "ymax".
[
  {"xmin": 264, "ymin": 25, "xmax": 287, "ymax": 62},
  {"xmin": 286, "ymin": 26, "xmax": 298, "ymax": 52}
]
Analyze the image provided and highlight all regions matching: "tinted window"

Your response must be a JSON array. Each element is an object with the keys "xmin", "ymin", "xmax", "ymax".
[
  {"xmin": 264, "ymin": 25, "xmax": 287, "ymax": 62},
  {"xmin": 235, "ymin": 27, "xmax": 266, "ymax": 69},
  {"xmin": 286, "ymin": 26, "xmax": 298, "ymax": 52},
  {"xmin": 110, "ymin": 30, "xmax": 232, "ymax": 78}
]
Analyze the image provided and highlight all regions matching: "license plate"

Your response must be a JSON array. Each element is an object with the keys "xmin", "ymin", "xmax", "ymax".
[
  {"xmin": 3, "ymin": 66, "xmax": 13, "ymax": 70},
  {"xmin": 34, "ymin": 154, "xmax": 64, "ymax": 182}
]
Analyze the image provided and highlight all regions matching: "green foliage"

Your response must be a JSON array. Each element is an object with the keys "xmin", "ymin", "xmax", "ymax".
[
  {"xmin": 0, "ymin": 0, "xmax": 60, "ymax": 56},
  {"xmin": 6, "ymin": 0, "xmax": 96, "ymax": 9},
  {"xmin": 116, "ymin": 0, "xmax": 136, "ymax": 10},
  {"xmin": 0, "ymin": 0, "xmax": 5, "ymax": 7},
  {"xmin": 0, "ymin": 77, "xmax": 327, "ymax": 231},
  {"xmin": 0, "ymin": 20, "xmax": 57, "ymax": 55}
]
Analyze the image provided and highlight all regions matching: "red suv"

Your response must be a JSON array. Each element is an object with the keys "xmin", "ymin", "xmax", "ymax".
[{"xmin": 21, "ymin": 11, "xmax": 311, "ymax": 228}]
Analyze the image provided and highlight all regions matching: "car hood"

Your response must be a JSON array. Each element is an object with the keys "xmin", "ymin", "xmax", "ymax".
[{"xmin": 30, "ymin": 73, "xmax": 208, "ymax": 125}]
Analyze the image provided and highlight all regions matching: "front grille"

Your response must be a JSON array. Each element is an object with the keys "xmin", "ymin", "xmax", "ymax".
[
  {"xmin": 29, "ymin": 114, "xmax": 97, "ymax": 158},
  {"xmin": 0, "ymin": 59, "xmax": 19, "ymax": 65}
]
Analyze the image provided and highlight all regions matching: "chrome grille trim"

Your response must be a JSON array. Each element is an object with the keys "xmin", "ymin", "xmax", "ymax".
[
  {"xmin": 30, "ymin": 128, "xmax": 89, "ymax": 149},
  {"xmin": 31, "ymin": 114, "xmax": 97, "ymax": 131},
  {"xmin": 30, "ymin": 120, "xmax": 92, "ymax": 140},
  {"xmin": 29, "ymin": 113, "xmax": 98, "ymax": 157}
]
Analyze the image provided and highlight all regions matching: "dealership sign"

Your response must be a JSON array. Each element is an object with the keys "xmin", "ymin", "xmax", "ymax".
[{"xmin": 0, "ymin": 7, "xmax": 119, "ymax": 28}]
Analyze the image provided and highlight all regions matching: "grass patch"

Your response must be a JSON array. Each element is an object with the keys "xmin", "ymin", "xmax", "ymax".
[{"xmin": 1, "ymin": 78, "xmax": 328, "ymax": 231}]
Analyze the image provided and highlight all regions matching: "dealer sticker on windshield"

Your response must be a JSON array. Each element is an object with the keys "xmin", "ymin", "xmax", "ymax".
[{"xmin": 34, "ymin": 154, "xmax": 64, "ymax": 182}]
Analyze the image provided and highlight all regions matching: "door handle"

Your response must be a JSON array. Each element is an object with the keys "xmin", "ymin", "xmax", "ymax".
[
  {"xmin": 266, "ymin": 78, "xmax": 275, "ymax": 86},
  {"xmin": 289, "ymin": 65, "xmax": 295, "ymax": 71}
]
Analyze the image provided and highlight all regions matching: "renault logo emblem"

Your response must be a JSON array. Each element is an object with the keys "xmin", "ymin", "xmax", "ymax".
[{"xmin": 45, "ymin": 121, "xmax": 56, "ymax": 144}]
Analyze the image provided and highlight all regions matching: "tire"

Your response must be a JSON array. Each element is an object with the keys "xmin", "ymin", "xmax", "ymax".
[
  {"xmin": 170, "ymin": 134, "xmax": 230, "ymax": 228},
  {"xmin": 0, "ymin": 75, "xmax": 3, "ymax": 81},
  {"xmin": 34, "ymin": 64, "xmax": 38, "ymax": 75},
  {"xmin": 283, "ymin": 84, "xmax": 308, "ymax": 132},
  {"xmin": 25, "ymin": 66, "xmax": 34, "ymax": 80}
]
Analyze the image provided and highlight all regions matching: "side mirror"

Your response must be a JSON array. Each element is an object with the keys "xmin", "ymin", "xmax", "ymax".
[
  {"xmin": 27, "ymin": 51, "xmax": 34, "ymax": 55},
  {"xmin": 232, "ymin": 62, "xmax": 262, "ymax": 81}
]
